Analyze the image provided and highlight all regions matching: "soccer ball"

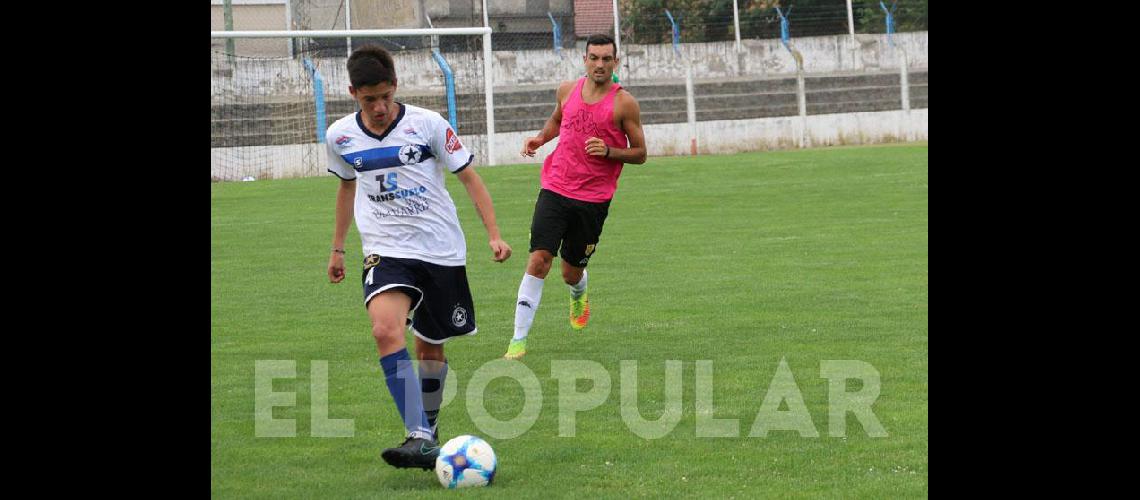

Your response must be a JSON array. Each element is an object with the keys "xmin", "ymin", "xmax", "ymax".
[{"xmin": 435, "ymin": 435, "xmax": 497, "ymax": 489}]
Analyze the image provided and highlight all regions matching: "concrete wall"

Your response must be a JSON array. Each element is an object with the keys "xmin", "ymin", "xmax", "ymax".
[
  {"xmin": 494, "ymin": 108, "xmax": 928, "ymax": 165},
  {"xmin": 619, "ymin": 32, "xmax": 927, "ymax": 83},
  {"xmin": 210, "ymin": 4, "xmax": 290, "ymax": 57},
  {"xmin": 211, "ymin": 108, "xmax": 927, "ymax": 181},
  {"xmin": 351, "ymin": 0, "xmax": 422, "ymax": 28},
  {"xmin": 211, "ymin": 31, "xmax": 929, "ymax": 180},
  {"xmin": 217, "ymin": 31, "xmax": 928, "ymax": 96},
  {"xmin": 211, "ymin": 143, "xmax": 324, "ymax": 181},
  {"xmin": 461, "ymin": 31, "xmax": 929, "ymax": 90}
]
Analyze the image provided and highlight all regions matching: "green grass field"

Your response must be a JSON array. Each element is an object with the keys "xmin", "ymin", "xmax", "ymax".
[{"xmin": 211, "ymin": 143, "xmax": 928, "ymax": 498}]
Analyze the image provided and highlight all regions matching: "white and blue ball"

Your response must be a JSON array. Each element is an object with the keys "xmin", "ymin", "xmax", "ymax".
[{"xmin": 435, "ymin": 435, "xmax": 497, "ymax": 489}]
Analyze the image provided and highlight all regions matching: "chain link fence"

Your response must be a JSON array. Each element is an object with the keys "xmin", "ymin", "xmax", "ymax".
[{"xmin": 212, "ymin": 0, "xmax": 927, "ymax": 180}]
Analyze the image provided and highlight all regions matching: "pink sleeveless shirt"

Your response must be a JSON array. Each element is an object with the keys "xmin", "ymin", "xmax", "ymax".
[{"xmin": 541, "ymin": 78, "xmax": 627, "ymax": 203}]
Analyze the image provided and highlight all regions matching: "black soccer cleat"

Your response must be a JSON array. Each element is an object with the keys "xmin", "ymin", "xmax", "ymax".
[{"xmin": 381, "ymin": 436, "xmax": 440, "ymax": 470}]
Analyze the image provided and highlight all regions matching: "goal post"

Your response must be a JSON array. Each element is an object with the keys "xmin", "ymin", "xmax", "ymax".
[{"xmin": 211, "ymin": 27, "xmax": 497, "ymax": 182}]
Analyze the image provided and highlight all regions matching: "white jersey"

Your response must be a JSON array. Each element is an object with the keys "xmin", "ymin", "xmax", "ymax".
[{"xmin": 326, "ymin": 103, "xmax": 475, "ymax": 267}]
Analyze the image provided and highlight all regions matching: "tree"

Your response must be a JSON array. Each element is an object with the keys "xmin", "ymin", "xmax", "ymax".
[{"xmin": 856, "ymin": 0, "xmax": 928, "ymax": 34}]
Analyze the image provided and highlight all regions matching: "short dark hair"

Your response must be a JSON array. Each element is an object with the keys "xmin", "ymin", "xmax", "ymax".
[
  {"xmin": 347, "ymin": 45, "xmax": 397, "ymax": 88},
  {"xmin": 586, "ymin": 34, "xmax": 617, "ymax": 56}
]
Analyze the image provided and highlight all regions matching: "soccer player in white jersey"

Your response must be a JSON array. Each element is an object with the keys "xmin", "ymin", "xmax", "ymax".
[{"xmin": 325, "ymin": 45, "xmax": 512, "ymax": 470}]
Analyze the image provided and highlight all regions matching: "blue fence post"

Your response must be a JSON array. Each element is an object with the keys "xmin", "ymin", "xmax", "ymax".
[
  {"xmin": 665, "ymin": 10, "xmax": 681, "ymax": 57},
  {"xmin": 548, "ymin": 12, "xmax": 562, "ymax": 57},
  {"xmin": 774, "ymin": 7, "xmax": 806, "ymax": 148},
  {"xmin": 776, "ymin": 7, "xmax": 793, "ymax": 53},
  {"xmin": 880, "ymin": 1, "xmax": 898, "ymax": 47},
  {"xmin": 881, "ymin": 1, "xmax": 909, "ymax": 130},
  {"xmin": 431, "ymin": 48, "xmax": 459, "ymax": 132},
  {"xmin": 302, "ymin": 58, "xmax": 326, "ymax": 144}
]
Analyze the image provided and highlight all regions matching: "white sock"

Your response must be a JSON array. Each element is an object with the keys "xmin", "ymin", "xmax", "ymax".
[
  {"xmin": 513, "ymin": 273, "xmax": 544, "ymax": 341},
  {"xmin": 568, "ymin": 270, "xmax": 588, "ymax": 299}
]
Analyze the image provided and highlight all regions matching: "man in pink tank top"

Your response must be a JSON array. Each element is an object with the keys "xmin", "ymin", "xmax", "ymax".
[{"xmin": 504, "ymin": 34, "xmax": 647, "ymax": 360}]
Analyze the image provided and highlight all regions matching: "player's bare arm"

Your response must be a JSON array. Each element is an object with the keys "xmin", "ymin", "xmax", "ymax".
[
  {"xmin": 584, "ymin": 90, "xmax": 647, "ymax": 164},
  {"xmin": 521, "ymin": 80, "xmax": 575, "ymax": 157},
  {"xmin": 328, "ymin": 178, "xmax": 355, "ymax": 283},
  {"xmin": 456, "ymin": 167, "xmax": 512, "ymax": 262}
]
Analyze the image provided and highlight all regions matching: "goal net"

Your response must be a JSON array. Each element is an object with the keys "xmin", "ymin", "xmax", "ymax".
[{"xmin": 211, "ymin": 28, "xmax": 494, "ymax": 182}]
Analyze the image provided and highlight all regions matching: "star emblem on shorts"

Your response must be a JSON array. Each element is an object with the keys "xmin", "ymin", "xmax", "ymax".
[{"xmin": 451, "ymin": 305, "xmax": 468, "ymax": 327}]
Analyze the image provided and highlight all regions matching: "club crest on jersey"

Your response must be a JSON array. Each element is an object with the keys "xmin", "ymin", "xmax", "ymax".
[
  {"xmin": 335, "ymin": 135, "xmax": 352, "ymax": 146},
  {"xmin": 451, "ymin": 305, "xmax": 468, "ymax": 327},
  {"xmin": 445, "ymin": 128, "xmax": 462, "ymax": 154},
  {"xmin": 399, "ymin": 144, "xmax": 424, "ymax": 164}
]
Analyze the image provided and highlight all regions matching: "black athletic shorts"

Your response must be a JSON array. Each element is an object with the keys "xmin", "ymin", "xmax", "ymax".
[
  {"xmin": 361, "ymin": 254, "xmax": 476, "ymax": 344},
  {"xmin": 529, "ymin": 188, "xmax": 611, "ymax": 268}
]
